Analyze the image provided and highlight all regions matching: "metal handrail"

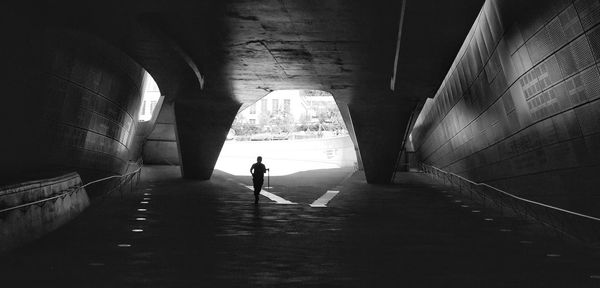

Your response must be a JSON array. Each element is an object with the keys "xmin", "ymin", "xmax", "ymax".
[
  {"xmin": 421, "ymin": 163, "xmax": 600, "ymax": 247},
  {"xmin": 0, "ymin": 163, "xmax": 142, "ymax": 214},
  {"xmin": 423, "ymin": 164, "xmax": 600, "ymax": 221},
  {"xmin": 80, "ymin": 166, "xmax": 142, "ymax": 190}
]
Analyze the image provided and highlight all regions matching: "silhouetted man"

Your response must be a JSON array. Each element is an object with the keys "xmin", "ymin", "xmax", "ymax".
[{"xmin": 250, "ymin": 156, "xmax": 268, "ymax": 204}]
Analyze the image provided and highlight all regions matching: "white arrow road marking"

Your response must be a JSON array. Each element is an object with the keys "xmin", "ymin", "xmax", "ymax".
[
  {"xmin": 310, "ymin": 190, "xmax": 339, "ymax": 207},
  {"xmin": 244, "ymin": 186, "xmax": 297, "ymax": 205}
]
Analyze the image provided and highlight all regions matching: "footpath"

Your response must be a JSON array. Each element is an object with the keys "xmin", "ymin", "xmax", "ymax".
[{"xmin": 0, "ymin": 165, "xmax": 598, "ymax": 287}]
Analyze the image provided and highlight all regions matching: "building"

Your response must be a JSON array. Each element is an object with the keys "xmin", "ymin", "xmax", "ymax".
[
  {"xmin": 237, "ymin": 90, "xmax": 337, "ymax": 126},
  {"xmin": 138, "ymin": 75, "xmax": 161, "ymax": 121}
]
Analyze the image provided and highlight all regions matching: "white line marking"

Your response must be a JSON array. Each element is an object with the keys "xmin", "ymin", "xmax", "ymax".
[
  {"xmin": 244, "ymin": 186, "xmax": 296, "ymax": 205},
  {"xmin": 310, "ymin": 190, "xmax": 339, "ymax": 207}
]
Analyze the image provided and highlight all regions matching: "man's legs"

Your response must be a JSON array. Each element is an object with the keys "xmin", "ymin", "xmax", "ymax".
[{"xmin": 252, "ymin": 178, "xmax": 263, "ymax": 204}]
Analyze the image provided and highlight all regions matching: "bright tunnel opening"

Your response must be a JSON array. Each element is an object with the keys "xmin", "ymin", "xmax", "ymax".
[
  {"xmin": 139, "ymin": 72, "xmax": 160, "ymax": 122},
  {"xmin": 215, "ymin": 90, "xmax": 357, "ymax": 176}
]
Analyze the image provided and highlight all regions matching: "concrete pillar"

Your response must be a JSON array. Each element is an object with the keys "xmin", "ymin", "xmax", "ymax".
[
  {"xmin": 142, "ymin": 101, "xmax": 180, "ymax": 165},
  {"xmin": 348, "ymin": 101, "xmax": 412, "ymax": 184},
  {"xmin": 335, "ymin": 102, "xmax": 364, "ymax": 170},
  {"xmin": 174, "ymin": 98, "xmax": 241, "ymax": 180},
  {"xmin": 129, "ymin": 96, "xmax": 165, "ymax": 162}
]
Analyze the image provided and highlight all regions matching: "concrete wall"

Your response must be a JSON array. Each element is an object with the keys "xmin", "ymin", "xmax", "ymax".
[
  {"xmin": 142, "ymin": 102, "xmax": 180, "ymax": 165},
  {"xmin": 0, "ymin": 172, "xmax": 89, "ymax": 254},
  {"xmin": 38, "ymin": 29, "xmax": 145, "ymax": 184},
  {"xmin": 129, "ymin": 96, "xmax": 165, "ymax": 162},
  {"xmin": 411, "ymin": 0, "xmax": 600, "ymax": 216}
]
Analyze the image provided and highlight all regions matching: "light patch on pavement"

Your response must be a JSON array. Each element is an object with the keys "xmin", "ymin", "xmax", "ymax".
[
  {"xmin": 215, "ymin": 155, "xmax": 340, "ymax": 176},
  {"xmin": 310, "ymin": 190, "xmax": 340, "ymax": 207},
  {"xmin": 244, "ymin": 186, "xmax": 296, "ymax": 204}
]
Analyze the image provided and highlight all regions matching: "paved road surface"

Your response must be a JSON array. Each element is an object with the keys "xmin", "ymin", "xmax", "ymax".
[{"xmin": 1, "ymin": 165, "xmax": 598, "ymax": 287}]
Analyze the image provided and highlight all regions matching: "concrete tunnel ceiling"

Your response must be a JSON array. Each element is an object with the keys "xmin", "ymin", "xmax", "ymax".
[
  {"xmin": 38, "ymin": 0, "xmax": 484, "ymax": 182},
  {"xmin": 212, "ymin": 0, "xmax": 487, "ymax": 108}
]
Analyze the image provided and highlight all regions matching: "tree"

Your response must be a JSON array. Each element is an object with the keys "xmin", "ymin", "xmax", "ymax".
[{"xmin": 231, "ymin": 113, "xmax": 260, "ymax": 136}]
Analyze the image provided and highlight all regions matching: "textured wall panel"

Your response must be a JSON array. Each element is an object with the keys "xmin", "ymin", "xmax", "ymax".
[
  {"xmin": 469, "ymin": 40, "xmax": 484, "ymax": 76},
  {"xmin": 549, "ymin": 18, "xmax": 567, "ymax": 49},
  {"xmin": 560, "ymin": 6, "xmax": 584, "ymax": 39},
  {"xmin": 575, "ymin": 98, "xmax": 600, "ymax": 134},
  {"xmin": 556, "ymin": 35, "xmax": 594, "ymax": 77},
  {"xmin": 39, "ymin": 29, "xmax": 144, "ymax": 182},
  {"xmin": 575, "ymin": 0, "xmax": 600, "ymax": 29},
  {"xmin": 484, "ymin": 1, "xmax": 503, "ymax": 44},
  {"xmin": 586, "ymin": 24, "xmax": 600, "ymax": 59},
  {"xmin": 527, "ymin": 28, "xmax": 553, "ymax": 64},
  {"xmin": 476, "ymin": 31, "xmax": 490, "ymax": 65},
  {"xmin": 480, "ymin": 14, "xmax": 495, "ymax": 56},
  {"xmin": 411, "ymin": 0, "xmax": 600, "ymax": 216}
]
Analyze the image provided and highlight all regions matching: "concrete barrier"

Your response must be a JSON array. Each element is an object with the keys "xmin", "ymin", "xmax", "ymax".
[
  {"xmin": 221, "ymin": 135, "xmax": 356, "ymax": 166},
  {"xmin": 0, "ymin": 172, "xmax": 90, "ymax": 254}
]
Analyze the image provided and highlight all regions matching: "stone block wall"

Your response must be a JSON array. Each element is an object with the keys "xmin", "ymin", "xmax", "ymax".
[{"xmin": 411, "ymin": 0, "xmax": 600, "ymax": 216}]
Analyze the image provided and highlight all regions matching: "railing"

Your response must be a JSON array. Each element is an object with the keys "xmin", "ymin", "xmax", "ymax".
[
  {"xmin": 421, "ymin": 163, "xmax": 600, "ymax": 248},
  {"xmin": 391, "ymin": 104, "xmax": 418, "ymax": 181},
  {"xmin": 0, "ymin": 162, "xmax": 143, "ymax": 214}
]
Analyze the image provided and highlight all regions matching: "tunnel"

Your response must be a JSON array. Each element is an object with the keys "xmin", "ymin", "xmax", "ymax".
[{"xmin": 2, "ymin": 0, "xmax": 600, "ymax": 286}]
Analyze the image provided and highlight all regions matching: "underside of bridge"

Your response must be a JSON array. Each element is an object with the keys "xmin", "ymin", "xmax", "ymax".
[
  {"xmin": 5, "ymin": 0, "xmax": 600, "ymax": 284},
  {"xmin": 1, "ymin": 0, "xmax": 483, "ymax": 186},
  {"xmin": 3, "ymin": 0, "xmax": 600, "ymax": 213}
]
